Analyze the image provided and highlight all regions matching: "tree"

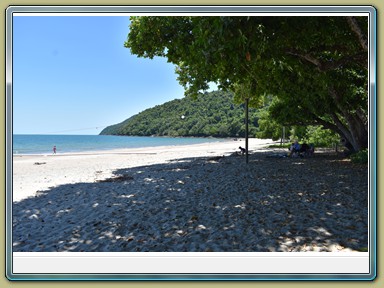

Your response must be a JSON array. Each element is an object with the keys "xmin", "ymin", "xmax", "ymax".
[{"xmin": 125, "ymin": 16, "xmax": 368, "ymax": 152}]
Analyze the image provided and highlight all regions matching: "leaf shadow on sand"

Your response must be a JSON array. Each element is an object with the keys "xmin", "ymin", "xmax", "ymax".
[{"xmin": 12, "ymin": 151, "xmax": 369, "ymax": 252}]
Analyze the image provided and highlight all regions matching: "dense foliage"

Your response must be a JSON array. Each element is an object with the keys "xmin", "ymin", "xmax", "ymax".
[
  {"xmin": 350, "ymin": 149, "xmax": 368, "ymax": 164},
  {"xmin": 125, "ymin": 16, "xmax": 369, "ymax": 152},
  {"xmin": 100, "ymin": 91, "xmax": 259, "ymax": 137}
]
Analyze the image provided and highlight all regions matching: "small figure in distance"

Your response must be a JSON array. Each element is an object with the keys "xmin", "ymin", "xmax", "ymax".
[
  {"xmin": 239, "ymin": 146, "xmax": 246, "ymax": 155},
  {"xmin": 307, "ymin": 143, "xmax": 315, "ymax": 157},
  {"xmin": 300, "ymin": 143, "xmax": 310, "ymax": 154},
  {"xmin": 53, "ymin": 145, "xmax": 57, "ymax": 154},
  {"xmin": 289, "ymin": 140, "xmax": 301, "ymax": 157}
]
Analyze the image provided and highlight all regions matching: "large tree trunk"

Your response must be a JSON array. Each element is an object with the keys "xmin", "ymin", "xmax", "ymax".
[
  {"xmin": 328, "ymin": 88, "xmax": 368, "ymax": 153},
  {"xmin": 332, "ymin": 113, "xmax": 367, "ymax": 153}
]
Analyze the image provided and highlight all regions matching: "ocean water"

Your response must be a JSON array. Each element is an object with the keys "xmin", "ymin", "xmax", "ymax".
[{"xmin": 12, "ymin": 135, "xmax": 229, "ymax": 155}]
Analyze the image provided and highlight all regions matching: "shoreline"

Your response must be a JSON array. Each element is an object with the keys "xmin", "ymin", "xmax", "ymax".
[
  {"xmin": 12, "ymin": 138, "xmax": 247, "ymax": 157},
  {"xmin": 12, "ymin": 138, "xmax": 276, "ymax": 202},
  {"xmin": 12, "ymin": 135, "xmax": 242, "ymax": 157}
]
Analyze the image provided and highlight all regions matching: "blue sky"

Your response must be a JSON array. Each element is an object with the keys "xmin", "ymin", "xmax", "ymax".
[{"xmin": 13, "ymin": 15, "xmax": 186, "ymax": 135}]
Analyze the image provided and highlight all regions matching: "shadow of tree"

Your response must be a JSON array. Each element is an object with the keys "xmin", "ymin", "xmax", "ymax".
[{"xmin": 12, "ymin": 151, "xmax": 368, "ymax": 252}]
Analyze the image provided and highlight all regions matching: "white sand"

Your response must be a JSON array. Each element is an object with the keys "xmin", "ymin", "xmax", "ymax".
[
  {"xmin": 12, "ymin": 138, "xmax": 275, "ymax": 202},
  {"xmin": 12, "ymin": 138, "xmax": 367, "ymax": 252}
]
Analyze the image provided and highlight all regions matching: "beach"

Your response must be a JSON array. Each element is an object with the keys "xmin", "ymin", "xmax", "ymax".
[
  {"xmin": 12, "ymin": 138, "xmax": 368, "ymax": 252},
  {"xmin": 12, "ymin": 138, "xmax": 271, "ymax": 202}
]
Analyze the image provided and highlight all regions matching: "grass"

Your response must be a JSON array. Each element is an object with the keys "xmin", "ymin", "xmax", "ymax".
[
  {"xmin": 350, "ymin": 149, "xmax": 368, "ymax": 164},
  {"xmin": 268, "ymin": 144, "xmax": 291, "ymax": 149}
]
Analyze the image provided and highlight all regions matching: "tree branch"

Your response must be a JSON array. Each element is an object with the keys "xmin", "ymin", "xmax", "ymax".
[
  {"xmin": 312, "ymin": 117, "xmax": 340, "ymax": 133},
  {"xmin": 285, "ymin": 50, "xmax": 322, "ymax": 70},
  {"xmin": 346, "ymin": 16, "xmax": 368, "ymax": 52},
  {"xmin": 322, "ymin": 53, "xmax": 367, "ymax": 70},
  {"xmin": 286, "ymin": 49, "xmax": 367, "ymax": 71}
]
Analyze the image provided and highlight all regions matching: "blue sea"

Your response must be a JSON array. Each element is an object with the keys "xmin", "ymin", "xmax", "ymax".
[{"xmin": 12, "ymin": 135, "xmax": 229, "ymax": 155}]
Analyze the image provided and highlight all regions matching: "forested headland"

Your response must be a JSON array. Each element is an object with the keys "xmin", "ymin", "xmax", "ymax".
[
  {"xmin": 100, "ymin": 89, "xmax": 342, "ymax": 150},
  {"xmin": 100, "ymin": 91, "xmax": 259, "ymax": 138}
]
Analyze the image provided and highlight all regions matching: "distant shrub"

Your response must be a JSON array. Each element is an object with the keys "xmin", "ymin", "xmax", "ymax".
[
  {"xmin": 302, "ymin": 125, "xmax": 340, "ymax": 147},
  {"xmin": 268, "ymin": 143, "xmax": 291, "ymax": 149},
  {"xmin": 350, "ymin": 149, "xmax": 368, "ymax": 164},
  {"xmin": 357, "ymin": 247, "xmax": 369, "ymax": 252}
]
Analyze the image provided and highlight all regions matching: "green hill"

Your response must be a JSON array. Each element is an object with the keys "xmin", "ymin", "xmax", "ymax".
[{"xmin": 100, "ymin": 91, "xmax": 259, "ymax": 138}]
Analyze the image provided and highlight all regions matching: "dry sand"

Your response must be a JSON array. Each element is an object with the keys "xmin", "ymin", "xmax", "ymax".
[
  {"xmin": 12, "ymin": 138, "xmax": 273, "ymax": 202},
  {"xmin": 11, "ymin": 138, "xmax": 368, "ymax": 252}
]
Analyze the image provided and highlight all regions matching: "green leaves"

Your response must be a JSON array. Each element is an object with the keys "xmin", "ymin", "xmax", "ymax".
[
  {"xmin": 100, "ymin": 91, "xmax": 259, "ymax": 138},
  {"xmin": 124, "ymin": 16, "xmax": 368, "ymax": 151}
]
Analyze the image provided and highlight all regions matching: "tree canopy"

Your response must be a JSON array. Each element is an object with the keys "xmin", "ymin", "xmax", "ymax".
[{"xmin": 125, "ymin": 16, "xmax": 368, "ymax": 152}]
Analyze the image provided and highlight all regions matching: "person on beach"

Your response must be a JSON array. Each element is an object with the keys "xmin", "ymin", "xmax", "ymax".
[
  {"xmin": 289, "ymin": 140, "xmax": 301, "ymax": 157},
  {"xmin": 308, "ymin": 143, "xmax": 315, "ymax": 156},
  {"xmin": 300, "ymin": 143, "xmax": 314, "ymax": 157},
  {"xmin": 53, "ymin": 146, "xmax": 57, "ymax": 154},
  {"xmin": 289, "ymin": 141, "xmax": 314, "ymax": 157}
]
